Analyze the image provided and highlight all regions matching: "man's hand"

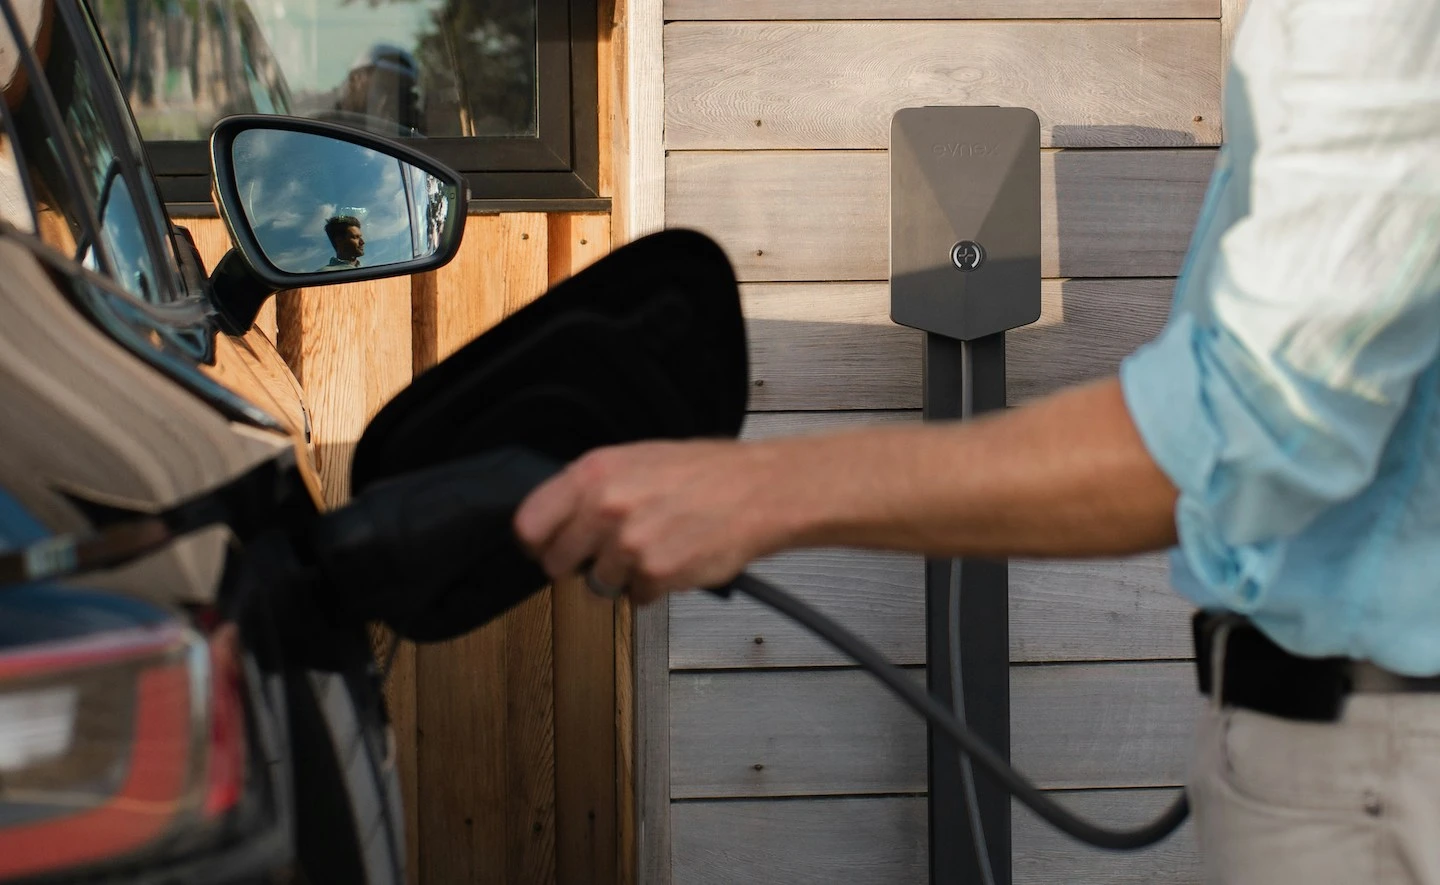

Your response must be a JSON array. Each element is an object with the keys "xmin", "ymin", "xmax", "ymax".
[
  {"xmin": 513, "ymin": 378, "xmax": 1180, "ymax": 605},
  {"xmin": 513, "ymin": 440, "xmax": 801, "ymax": 604}
]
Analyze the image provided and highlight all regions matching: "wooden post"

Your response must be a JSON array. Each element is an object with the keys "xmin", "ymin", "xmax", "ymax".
[
  {"xmin": 549, "ymin": 214, "xmax": 621, "ymax": 885},
  {"xmin": 610, "ymin": 0, "xmax": 670, "ymax": 882},
  {"xmin": 411, "ymin": 213, "xmax": 556, "ymax": 885}
]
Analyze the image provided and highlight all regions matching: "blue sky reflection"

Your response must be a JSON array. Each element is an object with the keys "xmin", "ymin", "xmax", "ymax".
[{"xmin": 233, "ymin": 128, "xmax": 448, "ymax": 273}]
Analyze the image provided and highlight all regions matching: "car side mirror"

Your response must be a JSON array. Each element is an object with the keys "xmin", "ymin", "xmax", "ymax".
[{"xmin": 209, "ymin": 115, "xmax": 467, "ymax": 292}]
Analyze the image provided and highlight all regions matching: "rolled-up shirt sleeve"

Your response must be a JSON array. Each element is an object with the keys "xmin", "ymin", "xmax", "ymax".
[{"xmin": 1120, "ymin": 0, "xmax": 1440, "ymax": 611}]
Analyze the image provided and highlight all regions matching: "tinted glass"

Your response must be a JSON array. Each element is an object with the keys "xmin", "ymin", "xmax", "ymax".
[
  {"xmin": 1, "ymin": 0, "xmax": 170, "ymax": 303},
  {"xmin": 96, "ymin": 0, "xmax": 537, "ymax": 141}
]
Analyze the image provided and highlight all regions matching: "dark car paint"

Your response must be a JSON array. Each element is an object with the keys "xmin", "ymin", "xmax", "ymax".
[{"xmin": 0, "ymin": 0, "xmax": 403, "ymax": 881}]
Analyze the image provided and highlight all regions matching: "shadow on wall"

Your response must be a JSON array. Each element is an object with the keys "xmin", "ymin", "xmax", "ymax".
[
  {"xmin": 1049, "ymin": 125, "xmax": 1214, "ymax": 283},
  {"xmin": 742, "ymin": 123, "xmax": 1219, "ymax": 412}
]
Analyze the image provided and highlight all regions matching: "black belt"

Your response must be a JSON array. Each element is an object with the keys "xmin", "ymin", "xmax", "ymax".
[{"xmin": 1192, "ymin": 611, "xmax": 1440, "ymax": 723}]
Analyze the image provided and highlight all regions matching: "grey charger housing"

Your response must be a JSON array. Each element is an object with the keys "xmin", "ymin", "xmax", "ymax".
[{"xmin": 890, "ymin": 107, "xmax": 1042, "ymax": 341}]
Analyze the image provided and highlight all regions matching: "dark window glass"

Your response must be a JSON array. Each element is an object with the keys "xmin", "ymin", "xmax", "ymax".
[
  {"xmin": 95, "ymin": 0, "xmax": 538, "ymax": 141},
  {"xmin": 91, "ymin": 0, "xmax": 598, "ymax": 202},
  {"xmin": 1, "ymin": 0, "xmax": 171, "ymax": 303}
]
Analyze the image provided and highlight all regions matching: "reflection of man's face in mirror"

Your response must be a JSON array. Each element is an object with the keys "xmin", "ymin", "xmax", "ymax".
[{"xmin": 324, "ymin": 214, "xmax": 365, "ymax": 269}]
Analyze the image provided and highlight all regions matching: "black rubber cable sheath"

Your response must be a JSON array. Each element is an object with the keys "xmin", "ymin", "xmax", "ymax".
[{"xmin": 723, "ymin": 571, "xmax": 1190, "ymax": 851}]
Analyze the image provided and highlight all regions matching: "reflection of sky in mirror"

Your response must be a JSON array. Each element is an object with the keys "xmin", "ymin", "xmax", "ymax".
[{"xmin": 233, "ymin": 129, "xmax": 448, "ymax": 273}]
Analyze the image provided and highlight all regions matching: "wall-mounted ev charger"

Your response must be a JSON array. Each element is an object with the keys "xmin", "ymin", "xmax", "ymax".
[
  {"xmin": 887, "ymin": 107, "xmax": 1187, "ymax": 884},
  {"xmin": 892, "ymin": 106, "xmax": 1039, "ymax": 885},
  {"xmin": 891, "ymin": 106, "xmax": 1041, "ymax": 342}
]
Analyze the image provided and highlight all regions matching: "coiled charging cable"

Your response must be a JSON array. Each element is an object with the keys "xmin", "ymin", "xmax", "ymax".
[{"xmin": 719, "ymin": 571, "xmax": 1189, "ymax": 851}]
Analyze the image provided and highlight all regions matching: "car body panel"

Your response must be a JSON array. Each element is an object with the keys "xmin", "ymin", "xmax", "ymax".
[{"xmin": 0, "ymin": 235, "xmax": 294, "ymax": 604}]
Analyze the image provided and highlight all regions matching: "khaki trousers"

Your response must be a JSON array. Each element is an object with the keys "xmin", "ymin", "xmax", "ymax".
[{"xmin": 1190, "ymin": 694, "xmax": 1440, "ymax": 883}]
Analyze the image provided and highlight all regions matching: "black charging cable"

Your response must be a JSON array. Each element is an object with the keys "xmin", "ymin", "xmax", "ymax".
[{"xmin": 717, "ymin": 571, "xmax": 1190, "ymax": 851}]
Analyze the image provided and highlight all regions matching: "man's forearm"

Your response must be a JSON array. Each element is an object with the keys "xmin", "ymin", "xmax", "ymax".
[{"xmin": 766, "ymin": 377, "xmax": 1180, "ymax": 559}]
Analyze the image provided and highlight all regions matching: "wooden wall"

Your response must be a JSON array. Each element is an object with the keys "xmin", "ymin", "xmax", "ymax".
[
  {"xmin": 187, "ymin": 212, "xmax": 622, "ymax": 885},
  {"xmin": 642, "ymin": 0, "xmax": 1250, "ymax": 881}
]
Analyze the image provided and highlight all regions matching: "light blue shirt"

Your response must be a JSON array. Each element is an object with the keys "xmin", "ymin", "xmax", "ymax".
[{"xmin": 1119, "ymin": 0, "xmax": 1440, "ymax": 676}]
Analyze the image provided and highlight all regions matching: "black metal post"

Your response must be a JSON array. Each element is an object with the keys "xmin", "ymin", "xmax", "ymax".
[{"xmin": 924, "ymin": 332, "xmax": 1011, "ymax": 885}]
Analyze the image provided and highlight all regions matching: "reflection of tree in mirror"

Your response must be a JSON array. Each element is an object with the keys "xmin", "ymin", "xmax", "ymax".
[
  {"xmin": 346, "ymin": 0, "xmax": 536, "ymax": 137},
  {"xmin": 425, "ymin": 176, "xmax": 449, "ymax": 256}
]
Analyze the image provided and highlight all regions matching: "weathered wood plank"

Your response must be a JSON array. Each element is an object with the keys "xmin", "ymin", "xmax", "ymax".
[
  {"xmin": 670, "ymin": 663, "xmax": 1197, "ymax": 797},
  {"xmin": 636, "ymin": 598, "xmax": 672, "ymax": 885},
  {"xmin": 671, "ymin": 548, "xmax": 1188, "ymax": 667},
  {"xmin": 667, "ymin": 0, "xmax": 1219, "ymax": 19},
  {"xmin": 740, "ymin": 278, "xmax": 1171, "ymax": 410},
  {"xmin": 665, "ymin": 22, "xmax": 1221, "ymax": 150},
  {"xmin": 1221, "ymin": 0, "xmax": 1251, "ymax": 95},
  {"xmin": 742, "ymin": 409, "xmax": 918, "ymax": 439},
  {"xmin": 667, "ymin": 150, "xmax": 1213, "ymax": 282},
  {"xmin": 1012, "ymin": 789, "xmax": 1198, "ymax": 884},
  {"xmin": 416, "ymin": 214, "xmax": 556, "ymax": 885},
  {"xmin": 672, "ymin": 791, "xmax": 1199, "ymax": 884},
  {"xmin": 673, "ymin": 796, "xmax": 926, "ymax": 885},
  {"xmin": 713, "ymin": 413, "xmax": 1191, "ymax": 666},
  {"xmin": 617, "ymin": 0, "xmax": 667, "ymax": 244}
]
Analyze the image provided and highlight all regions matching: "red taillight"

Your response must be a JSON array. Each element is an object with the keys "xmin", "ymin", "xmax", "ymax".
[
  {"xmin": 0, "ymin": 614, "xmax": 248, "ymax": 880},
  {"xmin": 202, "ymin": 624, "xmax": 246, "ymax": 819}
]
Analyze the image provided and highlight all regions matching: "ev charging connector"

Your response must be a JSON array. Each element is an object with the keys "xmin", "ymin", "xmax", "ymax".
[{"xmin": 891, "ymin": 106, "xmax": 1042, "ymax": 885}]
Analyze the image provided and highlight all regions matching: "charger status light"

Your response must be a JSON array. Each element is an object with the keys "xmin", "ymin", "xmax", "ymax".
[{"xmin": 951, "ymin": 241, "xmax": 986, "ymax": 273}]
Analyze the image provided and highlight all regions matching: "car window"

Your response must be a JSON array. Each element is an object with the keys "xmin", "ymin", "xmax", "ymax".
[{"xmin": 1, "ymin": 0, "xmax": 175, "ymax": 303}]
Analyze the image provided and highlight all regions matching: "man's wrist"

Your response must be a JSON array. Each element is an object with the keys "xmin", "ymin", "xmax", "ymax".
[{"xmin": 745, "ymin": 433, "xmax": 882, "ymax": 555}]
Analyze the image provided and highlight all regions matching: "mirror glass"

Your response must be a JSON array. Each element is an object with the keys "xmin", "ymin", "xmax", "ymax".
[{"xmin": 231, "ymin": 128, "xmax": 458, "ymax": 275}]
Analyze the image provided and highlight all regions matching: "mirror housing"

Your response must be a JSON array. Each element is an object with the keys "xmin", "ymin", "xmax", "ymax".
[{"xmin": 209, "ymin": 115, "xmax": 468, "ymax": 290}]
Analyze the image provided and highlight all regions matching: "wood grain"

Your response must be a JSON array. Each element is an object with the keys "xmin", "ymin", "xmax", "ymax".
[
  {"xmin": 665, "ymin": 22, "xmax": 1221, "ymax": 150},
  {"xmin": 423, "ymin": 213, "xmax": 552, "ymax": 359},
  {"xmin": 509, "ymin": 593, "xmax": 560, "ymax": 885},
  {"xmin": 181, "ymin": 216, "xmax": 278, "ymax": 341},
  {"xmin": 1221, "ymin": 0, "xmax": 1250, "ymax": 96},
  {"xmin": 669, "ymin": 663, "xmax": 1198, "ymax": 797},
  {"xmin": 615, "ymin": 594, "xmax": 637, "ymax": 885},
  {"xmin": 598, "ymin": 0, "xmax": 618, "ymax": 200},
  {"xmin": 386, "ymin": 635, "xmax": 420, "ymax": 885},
  {"xmin": 667, "ymin": 150, "xmax": 1214, "ymax": 282},
  {"xmin": 635, "ymin": 599, "xmax": 672, "ymax": 885},
  {"xmin": 276, "ymin": 276, "xmax": 411, "ymax": 505},
  {"xmin": 615, "ymin": 7, "xmax": 670, "ymax": 882},
  {"xmin": 665, "ymin": 0, "xmax": 1219, "ymax": 19},
  {"xmin": 547, "ymin": 214, "xmax": 620, "ymax": 885},
  {"xmin": 672, "ymin": 790, "xmax": 1199, "ymax": 884},
  {"xmin": 739, "ymin": 278, "xmax": 1171, "ymax": 410},
  {"xmin": 617, "ymin": 0, "xmax": 666, "ymax": 244},
  {"xmin": 414, "ymin": 214, "xmax": 557, "ymax": 884},
  {"xmin": 548, "ymin": 214, "xmax": 613, "ymax": 286},
  {"xmin": 670, "ymin": 548, "xmax": 1189, "ymax": 668}
]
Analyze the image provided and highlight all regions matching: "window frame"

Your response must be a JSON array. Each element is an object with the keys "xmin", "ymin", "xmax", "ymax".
[{"xmin": 143, "ymin": 0, "xmax": 600, "ymax": 207}]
